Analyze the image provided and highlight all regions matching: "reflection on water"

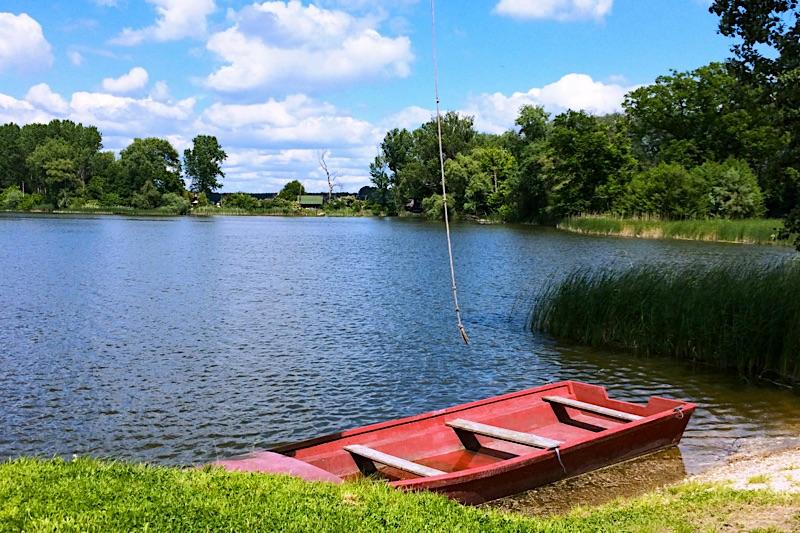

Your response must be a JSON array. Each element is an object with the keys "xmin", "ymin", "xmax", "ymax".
[{"xmin": 0, "ymin": 214, "xmax": 798, "ymax": 476}]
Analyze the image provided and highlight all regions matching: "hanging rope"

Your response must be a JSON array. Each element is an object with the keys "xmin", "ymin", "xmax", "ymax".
[{"xmin": 431, "ymin": 0, "xmax": 469, "ymax": 345}]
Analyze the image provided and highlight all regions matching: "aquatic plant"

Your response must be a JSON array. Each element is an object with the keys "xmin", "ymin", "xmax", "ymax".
[
  {"xmin": 559, "ymin": 215, "xmax": 787, "ymax": 245},
  {"xmin": 533, "ymin": 261, "xmax": 800, "ymax": 382}
]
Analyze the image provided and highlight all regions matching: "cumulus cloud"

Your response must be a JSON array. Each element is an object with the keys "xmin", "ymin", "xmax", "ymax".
[
  {"xmin": 0, "ymin": 71, "xmax": 634, "ymax": 193},
  {"xmin": 494, "ymin": 0, "xmax": 613, "ymax": 21},
  {"xmin": 205, "ymin": 0, "xmax": 413, "ymax": 92},
  {"xmin": 198, "ymin": 94, "xmax": 380, "ymax": 149},
  {"xmin": 111, "ymin": 0, "xmax": 215, "ymax": 45},
  {"xmin": 101, "ymin": 67, "xmax": 150, "ymax": 94},
  {"xmin": 0, "ymin": 83, "xmax": 380, "ymax": 191},
  {"xmin": 25, "ymin": 84, "xmax": 69, "ymax": 114},
  {"xmin": 0, "ymin": 12, "xmax": 53, "ymax": 72},
  {"xmin": 463, "ymin": 73, "xmax": 636, "ymax": 133}
]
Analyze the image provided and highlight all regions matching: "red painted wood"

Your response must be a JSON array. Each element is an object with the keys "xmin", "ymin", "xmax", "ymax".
[{"xmin": 215, "ymin": 381, "xmax": 695, "ymax": 504}]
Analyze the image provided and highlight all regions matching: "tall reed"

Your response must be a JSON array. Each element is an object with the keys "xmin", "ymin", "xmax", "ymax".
[
  {"xmin": 559, "ymin": 215, "xmax": 787, "ymax": 245},
  {"xmin": 532, "ymin": 262, "xmax": 800, "ymax": 382}
]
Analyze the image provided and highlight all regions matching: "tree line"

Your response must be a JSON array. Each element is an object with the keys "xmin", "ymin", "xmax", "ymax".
[
  {"xmin": 0, "ymin": 121, "xmax": 226, "ymax": 214},
  {"xmin": 369, "ymin": 1, "xmax": 800, "ymax": 244}
]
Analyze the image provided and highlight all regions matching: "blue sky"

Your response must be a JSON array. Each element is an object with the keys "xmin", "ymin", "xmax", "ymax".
[{"xmin": 0, "ymin": 0, "xmax": 733, "ymax": 192}]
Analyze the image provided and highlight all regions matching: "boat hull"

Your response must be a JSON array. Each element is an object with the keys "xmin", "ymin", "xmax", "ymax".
[{"xmin": 215, "ymin": 381, "xmax": 695, "ymax": 504}]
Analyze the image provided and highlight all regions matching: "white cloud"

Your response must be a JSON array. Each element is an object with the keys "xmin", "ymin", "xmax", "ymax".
[
  {"xmin": 0, "ymin": 83, "xmax": 381, "ymax": 192},
  {"xmin": 0, "ymin": 12, "xmax": 53, "ymax": 72},
  {"xmin": 0, "ymin": 93, "xmax": 54, "ymax": 125},
  {"xmin": 380, "ymin": 105, "xmax": 432, "ymax": 131},
  {"xmin": 149, "ymin": 81, "xmax": 171, "ymax": 101},
  {"xmin": 205, "ymin": 0, "xmax": 413, "ymax": 92},
  {"xmin": 25, "ymin": 83, "xmax": 69, "ymax": 114},
  {"xmin": 111, "ymin": 0, "xmax": 215, "ymax": 45},
  {"xmin": 463, "ymin": 73, "xmax": 636, "ymax": 133},
  {"xmin": 0, "ymin": 72, "xmax": 635, "ymax": 193},
  {"xmin": 198, "ymin": 94, "xmax": 380, "ymax": 148},
  {"xmin": 494, "ymin": 0, "xmax": 613, "ymax": 21},
  {"xmin": 67, "ymin": 50, "xmax": 84, "ymax": 66},
  {"xmin": 101, "ymin": 67, "xmax": 150, "ymax": 94}
]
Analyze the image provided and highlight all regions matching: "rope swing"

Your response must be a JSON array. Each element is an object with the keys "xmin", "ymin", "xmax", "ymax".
[{"xmin": 431, "ymin": 0, "xmax": 470, "ymax": 345}]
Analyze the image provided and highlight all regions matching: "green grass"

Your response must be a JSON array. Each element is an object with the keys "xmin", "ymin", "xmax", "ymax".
[
  {"xmin": 532, "ymin": 261, "xmax": 800, "ymax": 383},
  {"xmin": 559, "ymin": 215, "xmax": 788, "ymax": 245},
  {"xmin": 1, "ymin": 458, "xmax": 797, "ymax": 532},
  {"xmin": 749, "ymin": 474, "xmax": 771, "ymax": 484}
]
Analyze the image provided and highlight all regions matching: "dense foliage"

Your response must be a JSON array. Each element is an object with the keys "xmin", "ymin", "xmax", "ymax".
[
  {"xmin": 0, "ymin": 120, "xmax": 226, "ymax": 212},
  {"xmin": 372, "ymin": 2, "xmax": 799, "ymax": 247},
  {"xmin": 533, "ymin": 262, "xmax": 800, "ymax": 382}
]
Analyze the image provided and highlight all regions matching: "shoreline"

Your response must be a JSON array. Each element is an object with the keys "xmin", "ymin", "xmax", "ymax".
[{"xmin": 558, "ymin": 215, "xmax": 791, "ymax": 247}]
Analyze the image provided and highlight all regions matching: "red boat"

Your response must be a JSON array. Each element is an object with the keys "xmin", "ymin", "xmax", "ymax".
[{"xmin": 214, "ymin": 381, "xmax": 694, "ymax": 504}]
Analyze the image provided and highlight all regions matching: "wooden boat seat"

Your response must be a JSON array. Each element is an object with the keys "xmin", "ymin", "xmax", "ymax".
[
  {"xmin": 344, "ymin": 444, "xmax": 445, "ymax": 477},
  {"xmin": 446, "ymin": 419, "xmax": 562, "ymax": 449},
  {"xmin": 542, "ymin": 396, "xmax": 643, "ymax": 422}
]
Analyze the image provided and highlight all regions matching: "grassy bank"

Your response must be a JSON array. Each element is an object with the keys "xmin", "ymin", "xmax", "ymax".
[
  {"xmin": 191, "ymin": 206, "xmax": 374, "ymax": 217},
  {"xmin": 1, "ymin": 458, "xmax": 798, "ymax": 532},
  {"xmin": 533, "ymin": 262, "xmax": 800, "ymax": 383},
  {"xmin": 559, "ymin": 215, "xmax": 788, "ymax": 245},
  {"xmin": 2, "ymin": 207, "xmax": 186, "ymax": 217}
]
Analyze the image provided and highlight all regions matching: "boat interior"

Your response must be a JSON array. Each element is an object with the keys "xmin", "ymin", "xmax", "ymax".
[{"xmin": 276, "ymin": 381, "xmax": 684, "ymax": 482}]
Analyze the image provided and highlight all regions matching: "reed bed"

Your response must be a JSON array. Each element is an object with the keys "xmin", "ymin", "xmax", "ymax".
[
  {"xmin": 532, "ymin": 262, "xmax": 800, "ymax": 382},
  {"xmin": 559, "ymin": 215, "xmax": 787, "ymax": 245}
]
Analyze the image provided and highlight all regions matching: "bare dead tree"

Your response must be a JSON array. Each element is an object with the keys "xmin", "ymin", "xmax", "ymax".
[{"xmin": 318, "ymin": 150, "xmax": 339, "ymax": 202}]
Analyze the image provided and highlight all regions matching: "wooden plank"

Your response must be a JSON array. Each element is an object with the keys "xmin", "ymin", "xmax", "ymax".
[
  {"xmin": 542, "ymin": 396, "xmax": 643, "ymax": 422},
  {"xmin": 344, "ymin": 444, "xmax": 445, "ymax": 477},
  {"xmin": 446, "ymin": 419, "xmax": 562, "ymax": 449}
]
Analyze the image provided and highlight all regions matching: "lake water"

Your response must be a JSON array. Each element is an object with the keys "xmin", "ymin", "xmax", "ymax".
[{"xmin": 1, "ymin": 214, "xmax": 798, "ymax": 475}]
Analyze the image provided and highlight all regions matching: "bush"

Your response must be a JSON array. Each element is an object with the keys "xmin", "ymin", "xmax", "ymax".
[
  {"xmin": 422, "ymin": 194, "xmax": 444, "ymax": 220},
  {"xmin": 617, "ymin": 163, "xmax": 708, "ymax": 218},
  {"xmin": 0, "ymin": 186, "xmax": 23, "ymax": 210},
  {"xmin": 692, "ymin": 159, "xmax": 765, "ymax": 219},
  {"xmin": 100, "ymin": 193, "xmax": 123, "ymax": 207},
  {"xmin": 222, "ymin": 193, "xmax": 259, "ymax": 210},
  {"xmin": 18, "ymin": 193, "xmax": 44, "ymax": 211},
  {"xmin": 161, "ymin": 192, "xmax": 190, "ymax": 215}
]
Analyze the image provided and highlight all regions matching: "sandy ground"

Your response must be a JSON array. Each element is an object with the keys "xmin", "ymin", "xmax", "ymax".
[{"xmin": 693, "ymin": 446, "xmax": 800, "ymax": 493}]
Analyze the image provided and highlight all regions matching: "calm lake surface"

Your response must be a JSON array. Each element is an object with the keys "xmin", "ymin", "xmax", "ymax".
[{"xmin": 1, "ymin": 214, "xmax": 798, "ymax": 474}]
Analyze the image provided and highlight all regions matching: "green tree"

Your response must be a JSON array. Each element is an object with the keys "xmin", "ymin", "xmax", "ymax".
[
  {"xmin": 222, "ymin": 193, "xmax": 259, "ymax": 210},
  {"xmin": 0, "ymin": 124, "xmax": 24, "ymax": 190},
  {"xmin": 131, "ymin": 180, "xmax": 163, "ymax": 209},
  {"xmin": 516, "ymin": 105, "xmax": 549, "ymax": 143},
  {"xmin": 617, "ymin": 163, "xmax": 709, "ymax": 218},
  {"xmin": 277, "ymin": 180, "xmax": 305, "ymax": 200},
  {"xmin": 546, "ymin": 111, "xmax": 635, "ymax": 217},
  {"xmin": 25, "ymin": 139, "xmax": 79, "ymax": 202},
  {"xmin": 368, "ymin": 156, "xmax": 391, "ymax": 209},
  {"xmin": 184, "ymin": 135, "xmax": 227, "ymax": 200},
  {"xmin": 710, "ymin": 0, "xmax": 800, "ymax": 244},
  {"xmin": 623, "ymin": 63, "xmax": 787, "ymax": 209},
  {"xmin": 693, "ymin": 159, "xmax": 765, "ymax": 218},
  {"xmin": 119, "ymin": 138, "xmax": 183, "ymax": 198}
]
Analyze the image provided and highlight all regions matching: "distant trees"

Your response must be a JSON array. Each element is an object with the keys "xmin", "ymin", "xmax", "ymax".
[
  {"xmin": 709, "ymin": 0, "xmax": 800, "ymax": 246},
  {"xmin": 366, "ymin": 1, "xmax": 798, "ymax": 229},
  {"xmin": 278, "ymin": 179, "xmax": 305, "ymax": 200},
  {"xmin": 184, "ymin": 135, "xmax": 226, "ymax": 200},
  {"xmin": 0, "ymin": 119, "xmax": 229, "ymax": 213}
]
